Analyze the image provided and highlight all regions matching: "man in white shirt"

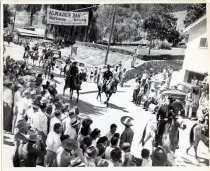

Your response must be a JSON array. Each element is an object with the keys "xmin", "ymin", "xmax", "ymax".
[
  {"xmin": 32, "ymin": 103, "xmax": 48, "ymax": 135},
  {"xmin": 105, "ymin": 124, "xmax": 117, "ymax": 143},
  {"xmin": 62, "ymin": 109, "xmax": 75, "ymax": 133},
  {"xmin": 45, "ymin": 123, "xmax": 62, "ymax": 167},
  {"xmin": 50, "ymin": 110, "xmax": 62, "ymax": 132},
  {"xmin": 105, "ymin": 136, "xmax": 119, "ymax": 159},
  {"xmin": 64, "ymin": 117, "xmax": 81, "ymax": 140}
]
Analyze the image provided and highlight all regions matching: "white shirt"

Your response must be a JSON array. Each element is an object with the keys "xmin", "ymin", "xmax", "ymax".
[
  {"xmin": 106, "ymin": 131, "xmax": 114, "ymax": 142},
  {"xmin": 141, "ymin": 158, "xmax": 152, "ymax": 166},
  {"xmin": 105, "ymin": 146, "xmax": 115, "ymax": 159},
  {"xmin": 149, "ymin": 91, "xmax": 156, "ymax": 99},
  {"xmin": 46, "ymin": 130, "xmax": 61, "ymax": 152},
  {"xmin": 64, "ymin": 126, "xmax": 77, "ymax": 140},
  {"xmin": 62, "ymin": 117, "xmax": 71, "ymax": 133},
  {"xmin": 31, "ymin": 110, "xmax": 48, "ymax": 135},
  {"xmin": 14, "ymin": 91, "xmax": 22, "ymax": 104},
  {"xmin": 50, "ymin": 117, "xmax": 61, "ymax": 132}
]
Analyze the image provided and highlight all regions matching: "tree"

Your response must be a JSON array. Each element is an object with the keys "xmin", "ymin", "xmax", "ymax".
[
  {"xmin": 184, "ymin": 4, "xmax": 206, "ymax": 28},
  {"xmin": 25, "ymin": 4, "xmax": 42, "ymax": 26},
  {"xmin": 3, "ymin": 5, "xmax": 11, "ymax": 28},
  {"xmin": 142, "ymin": 5, "xmax": 177, "ymax": 54}
]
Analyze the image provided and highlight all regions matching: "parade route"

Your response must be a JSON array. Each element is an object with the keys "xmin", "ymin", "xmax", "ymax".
[{"xmin": 3, "ymin": 43, "xmax": 209, "ymax": 167}]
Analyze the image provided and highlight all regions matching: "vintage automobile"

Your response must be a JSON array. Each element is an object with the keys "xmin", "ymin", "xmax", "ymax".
[{"xmin": 161, "ymin": 82, "xmax": 201, "ymax": 117}]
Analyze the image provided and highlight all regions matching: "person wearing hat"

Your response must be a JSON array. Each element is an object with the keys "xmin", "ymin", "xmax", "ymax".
[
  {"xmin": 143, "ymin": 88, "xmax": 157, "ymax": 111},
  {"xmin": 119, "ymin": 116, "xmax": 134, "ymax": 151},
  {"xmin": 14, "ymin": 119, "xmax": 29, "ymax": 146},
  {"xmin": 84, "ymin": 145, "xmax": 99, "ymax": 167},
  {"xmin": 56, "ymin": 137, "xmax": 78, "ymax": 167},
  {"xmin": 97, "ymin": 159, "xmax": 109, "ymax": 167},
  {"xmin": 12, "ymin": 130, "xmax": 46, "ymax": 167},
  {"xmin": 102, "ymin": 64, "xmax": 113, "ymax": 92},
  {"xmin": 154, "ymin": 96, "xmax": 176, "ymax": 147},
  {"xmin": 121, "ymin": 142, "xmax": 132, "ymax": 166},
  {"xmin": 68, "ymin": 61, "xmax": 81, "ymax": 90},
  {"xmin": 45, "ymin": 123, "xmax": 62, "ymax": 167},
  {"xmin": 152, "ymin": 147, "xmax": 167, "ymax": 166},
  {"xmin": 70, "ymin": 157, "xmax": 86, "ymax": 167},
  {"xmin": 64, "ymin": 117, "xmax": 81, "ymax": 140}
]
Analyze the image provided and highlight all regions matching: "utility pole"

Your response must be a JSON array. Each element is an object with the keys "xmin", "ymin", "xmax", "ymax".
[
  {"xmin": 12, "ymin": 11, "xmax": 16, "ymax": 32},
  {"xmin": 104, "ymin": 5, "xmax": 116, "ymax": 65}
]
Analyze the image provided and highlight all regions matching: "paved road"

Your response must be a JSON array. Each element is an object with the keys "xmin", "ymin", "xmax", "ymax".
[{"xmin": 2, "ymin": 42, "xmax": 209, "ymax": 167}]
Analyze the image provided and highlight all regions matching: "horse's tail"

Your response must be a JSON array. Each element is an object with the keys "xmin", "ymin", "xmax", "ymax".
[
  {"xmin": 140, "ymin": 124, "xmax": 147, "ymax": 145},
  {"xmin": 189, "ymin": 123, "xmax": 198, "ymax": 145}
]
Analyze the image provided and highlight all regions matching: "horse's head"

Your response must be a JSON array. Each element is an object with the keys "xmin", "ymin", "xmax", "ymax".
[{"xmin": 172, "ymin": 115, "xmax": 186, "ymax": 130}]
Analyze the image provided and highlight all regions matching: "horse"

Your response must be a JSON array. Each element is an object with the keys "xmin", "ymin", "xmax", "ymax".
[
  {"xmin": 139, "ymin": 116, "xmax": 186, "ymax": 153},
  {"xmin": 186, "ymin": 123, "xmax": 209, "ymax": 158},
  {"xmin": 63, "ymin": 74, "xmax": 82, "ymax": 103},
  {"xmin": 97, "ymin": 79, "xmax": 118, "ymax": 107}
]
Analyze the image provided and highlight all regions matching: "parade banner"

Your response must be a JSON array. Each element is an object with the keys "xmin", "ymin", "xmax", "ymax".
[{"xmin": 47, "ymin": 8, "xmax": 89, "ymax": 26}]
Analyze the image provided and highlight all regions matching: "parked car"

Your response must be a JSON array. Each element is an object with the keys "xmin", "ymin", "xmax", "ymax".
[{"xmin": 161, "ymin": 82, "xmax": 201, "ymax": 117}]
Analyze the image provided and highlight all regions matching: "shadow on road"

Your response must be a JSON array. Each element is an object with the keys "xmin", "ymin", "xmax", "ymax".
[
  {"xmin": 3, "ymin": 136, "xmax": 15, "ymax": 147},
  {"xmin": 180, "ymin": 155, "xmax": 209, "ymax": 166},
  {"xmin": 58, "ymin": 94, "xmax": 106, "ymax": 116},
  {"xmin": 108, "ymin": 103, "xmax": 129, "ymax": 113}
]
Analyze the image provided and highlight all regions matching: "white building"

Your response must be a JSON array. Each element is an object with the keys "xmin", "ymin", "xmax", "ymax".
[{"xmin": 181, "ymin": 15, "xmax": 208, "ymax": 83}]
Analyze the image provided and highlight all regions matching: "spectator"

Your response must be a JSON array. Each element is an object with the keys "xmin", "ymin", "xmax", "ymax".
[
  {"xmin": 106, "ymin": 124, "xmax": 117, "ymax": 143},
  {"xmin": 90, "ymin": 128, "xmax": 101, "ymax": 146},
  {"xmin": 110, "ymin": 147, "xmax": 122, "ymax": 167},
  {"xmin": 141, "ymin": 148, "xmax": 151, "ymax": 166},
  {"xmin": 185, "ymin": 88, "xmax": 195, "ymax": 119},
  {"xmin": 45, "ymin": 123, "xmax": 62, "ymax": 167},
  {"xmin": 152, "ymin": 147, "xmax": 167, "ymax": 166},
  {"xmin": 105, "ymin": 136, "xmax": 119, "ymax": 159}
]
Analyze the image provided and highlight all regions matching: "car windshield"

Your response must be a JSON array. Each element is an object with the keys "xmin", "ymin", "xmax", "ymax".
[{"xmin": 176, "ymin": 84, "xmax": 200, "ymax": 95}]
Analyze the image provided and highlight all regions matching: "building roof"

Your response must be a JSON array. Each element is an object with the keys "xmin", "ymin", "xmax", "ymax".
[{"xmin": 184, "ymin": 15, "xmax": 206, "ymax": 32}]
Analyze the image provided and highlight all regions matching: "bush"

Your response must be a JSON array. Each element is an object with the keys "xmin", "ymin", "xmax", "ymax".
[{"xmin": 157, "ymin": 42, "xmax": 172, "ymax": 50}]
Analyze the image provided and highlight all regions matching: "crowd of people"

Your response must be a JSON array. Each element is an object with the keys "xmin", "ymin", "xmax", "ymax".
[
  {"xmin": 3, "ymin": 39, "xmax": 209, "ymax": 167},
  {"xmin": 3, "ymin": 52, "xmax": 182, "ymax": 167}
]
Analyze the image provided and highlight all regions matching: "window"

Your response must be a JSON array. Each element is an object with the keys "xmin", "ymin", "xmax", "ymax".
[{"xmin": 199, "ymin": 38, "xmax": 208, "ymax": 48}]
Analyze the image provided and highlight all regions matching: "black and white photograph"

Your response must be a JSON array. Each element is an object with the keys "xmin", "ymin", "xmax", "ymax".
[{"xmin": 2, "ymin": 1, "xmax": 209, "ymax": 168}]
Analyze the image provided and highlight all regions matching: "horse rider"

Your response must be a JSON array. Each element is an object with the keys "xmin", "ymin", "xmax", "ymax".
[
  {"xmin": 102, "ymin": 65, "xmax": 113, "ymax": 92},
  {"xmin": 69, "ymin": 61, "xmax": 81, "ymax": 90},
  {"xmin": 154, "ymin": 96, "xmax": 176, "ymax": 147}
]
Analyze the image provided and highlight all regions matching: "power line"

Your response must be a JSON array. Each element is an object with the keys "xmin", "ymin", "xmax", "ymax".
[{"xmin": 71, "ymin": 5, "xmax": 100, "ymax": 12}]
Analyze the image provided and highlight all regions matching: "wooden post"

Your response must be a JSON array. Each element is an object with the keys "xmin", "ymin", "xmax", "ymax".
[{"xmin": 104, "ymin": 5, "xmax": 116, "ymax": 65}]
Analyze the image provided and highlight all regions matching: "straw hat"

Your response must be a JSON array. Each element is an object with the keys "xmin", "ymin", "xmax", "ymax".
[
  {"xmin": 86, "ymin": 146, "xmax": 99, "ymax": 158},
  {"xmin": 152, "ymin": 147, "xmax": 167, "ymax": 166},
  {"xmin": 70, "ymin": 157, "xmax": 85, "ymax": 167},
  {"xmin": 70, "ymin": 117, "xmax": 80, "ymax": 127},
  {"xmin": 26, "ymin": 131, "xmax": 38, "ymax": 142},
  {"xmin": 62, "ymin": 137, "xmax": 77, "ymax": 151},
  {"xmin": 121, "ymin": 116, "xmax": 134, "ymax": 126},
  {"xmin": 97, "ymin": 159, "xmax": 109, "ymax": 167}
]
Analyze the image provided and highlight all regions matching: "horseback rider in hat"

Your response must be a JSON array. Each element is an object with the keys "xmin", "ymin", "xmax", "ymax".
[
  {"xmin": 68, "ymin": 61, "xmax": 81, "ymax": 90},
  {"xmin": 154, "ymin": 96, "xmax": 176, "ymax": 147},
  {"xmin": 102, "ymin": 65, "xmax": 113, "ymax": 92}
]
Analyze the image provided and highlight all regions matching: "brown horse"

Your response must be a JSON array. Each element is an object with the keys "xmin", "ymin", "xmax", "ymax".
[
  {"xmin": 97, "ymin": 79, "xmax": 118, "ymax": 107},
  {"xmin": 139, "ymin": 116, "xmax": 186, "ymax": 153},
  {"xmin": 63, "ymin": 74, "xmax": 82, "ymax": 103},
  {"xmin": 186, "ymin": 124, "xmax": 209, "ymax": 158}
]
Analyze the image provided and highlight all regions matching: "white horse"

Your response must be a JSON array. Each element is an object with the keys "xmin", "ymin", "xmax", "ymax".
[{"xmin": 186, "ymin": 124, "xmax": 209, "ymax": 158}]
